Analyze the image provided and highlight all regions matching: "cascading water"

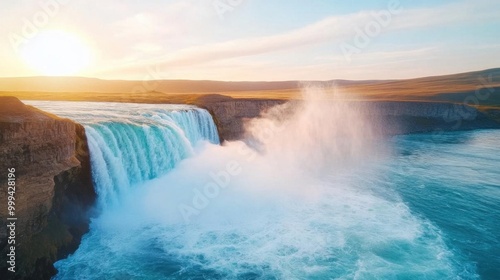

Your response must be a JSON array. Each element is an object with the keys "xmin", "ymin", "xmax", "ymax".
[
  {"xmin": 25, "ymin": 101, "xmax": 219, "ymax": 209},
  {"xmin": 25, "ymin": 90, "xmax": 498, "ymax": 279}
]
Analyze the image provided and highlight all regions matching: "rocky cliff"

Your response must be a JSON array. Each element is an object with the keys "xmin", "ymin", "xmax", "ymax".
[
  {"xmin": 366, "ymin": 101, "xmax": 500, "ymax": 134},
  {"xmin": 0, "ymin": 97, "xmax": 95, "ymax": 280},
  {"xmin": 195, "ymin": 96, "xmax": 499, "ymax": 141},
  {"xmin": 194, "ymin": 95, "xmax": 287, "ymax": 141}
]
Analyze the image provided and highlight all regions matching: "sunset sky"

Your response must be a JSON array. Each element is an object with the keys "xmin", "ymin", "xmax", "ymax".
[{"xmin": 1, "ymin": 0, "xmax": 499, "ymax": 81}]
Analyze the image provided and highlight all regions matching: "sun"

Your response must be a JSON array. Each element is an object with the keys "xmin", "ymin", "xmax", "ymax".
[{"xmin": 21, "ymin": 30, "xmax": 92, "ymax": 76}]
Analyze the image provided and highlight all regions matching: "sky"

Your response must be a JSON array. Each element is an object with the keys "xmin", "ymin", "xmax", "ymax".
[{"xmin": 0, "ymin": 0, "xmax": 499, "ymax": 81}]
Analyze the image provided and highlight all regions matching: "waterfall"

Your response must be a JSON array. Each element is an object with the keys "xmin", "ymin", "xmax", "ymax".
[
  {"xmin": 27, "ymin": 94, "xmax": 481, "ymax": 279},
  {"xmin": 25, "ymin": 101, "xmax": 219, "ymax": 207}
]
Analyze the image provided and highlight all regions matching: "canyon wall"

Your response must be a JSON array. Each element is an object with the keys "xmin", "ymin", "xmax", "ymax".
[
  {"xmin": 195, "ymin": 96, "xmax": 499, "ymax": 141},
  {"xmin": 194, "ymin": 96, "xmax": 286, "ymax": 141},
  {"xmin": 366, "ymin": 101, "xmax": 500, "ymax": 134},
  {"xmin": 0, "ymin": 97, "xmax": 95, "ymax": 280}
]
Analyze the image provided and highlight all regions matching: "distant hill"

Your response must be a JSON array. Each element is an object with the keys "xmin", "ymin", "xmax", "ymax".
[
  {"xmin": 0, "ymin": 76, "xmax": 304, "ymax": 93},
  {"xmin": 0, "ymin": 68, "xmax": 496, "ymax": 94},
  {"xmin": 0, "ymin": 68, "xmax": 499, "ymax": 108}
]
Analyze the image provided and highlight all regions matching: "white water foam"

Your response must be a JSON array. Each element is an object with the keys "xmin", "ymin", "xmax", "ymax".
[{"xmin": 30, "ymin": 90, "xmax": 465, "ymax": 278}]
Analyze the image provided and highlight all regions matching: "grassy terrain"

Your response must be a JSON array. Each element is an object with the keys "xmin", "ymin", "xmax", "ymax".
[{"xmin": 0, "ymin": 68, "xmax": 499, "ymax": 109}]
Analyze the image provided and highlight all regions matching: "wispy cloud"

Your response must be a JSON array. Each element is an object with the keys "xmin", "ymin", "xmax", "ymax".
[
  {"xmin": 97, "ymin": 0, "xmax": 499, "ymax": 76},
  {"xmin": 1, "ymin": 0, "xmax": 499, "ymax": 79}
]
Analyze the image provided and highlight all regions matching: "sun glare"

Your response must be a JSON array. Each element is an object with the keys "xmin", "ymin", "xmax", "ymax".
[{"xmin": 21, "ymin": 30, "xmax": 92, "ymax": 76}]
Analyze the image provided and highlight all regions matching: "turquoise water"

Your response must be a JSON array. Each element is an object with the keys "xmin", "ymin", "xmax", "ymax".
[
  {"xmin": 26, "ymin": 101, "xmax": 219, "ymax": 209},
  {"xmin": 386, "ymin": 130, "xmax": 500, "ymax": 279},
  {"xmin": 27, "ymin": 101, "xmax": 500, "ymax": 279}
]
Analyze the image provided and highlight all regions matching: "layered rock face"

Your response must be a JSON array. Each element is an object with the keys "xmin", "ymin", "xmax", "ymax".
[
  {"xmin": 194, "ymin": 96, "xmax": 286, "ymax": 141},
  {"xmin": 0, "ymin": 97, "xmax": 95, "ymax": 279},
  {"xmin": 196, "ymin": 96, "xmax": 499, "ymax": 141},
  {"xmin": 367, "ymin": 101, "xmax": 500, "ymax": 134}
]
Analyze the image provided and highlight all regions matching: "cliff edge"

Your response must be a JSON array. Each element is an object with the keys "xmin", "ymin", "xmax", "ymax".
[
  {"xmin": 194, "ymin": 95, "xmax": 500, "ymax": 141},
  {"xmin": 0, "ymin": 97, "xmax": 95, "ymax": 280}
]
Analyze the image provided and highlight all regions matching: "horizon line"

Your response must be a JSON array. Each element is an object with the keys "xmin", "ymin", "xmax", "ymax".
[{"xmin": 1, "ymin": 67, "xmax": 498, "ymax": 83}]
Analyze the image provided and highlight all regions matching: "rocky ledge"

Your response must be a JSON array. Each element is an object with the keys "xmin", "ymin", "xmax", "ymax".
[
  {"xmin": 195, "ymin": 95, "xmax": 500, "ymax": 141},
  {"xmin": 0, "ymin": 97, "xmax": 95, "ymax": 280}
]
